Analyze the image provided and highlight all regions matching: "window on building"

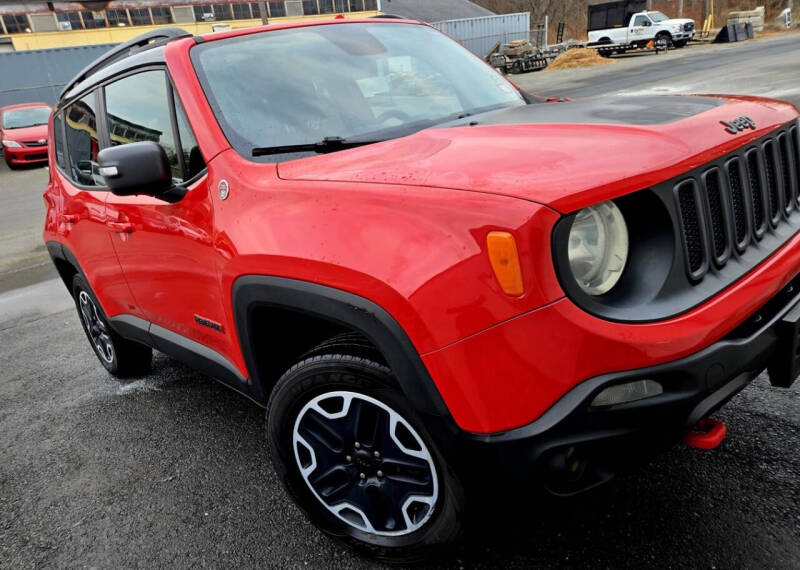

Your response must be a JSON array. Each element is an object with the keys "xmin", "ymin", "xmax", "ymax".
[
  {"xmin": 53, "ymin": 113, "xmax": 66, "ymax": 171},
  {"xmin": 128, "ymin": 8, "xmax": 152, "ymax": 26},
  {"xmin": 302, "ymin": 1, "xmax": 319, "ymax": 15},
  {"xmin": 213, "ymin": 4, "xmax": 233, "ymax": 21},
  {"xmin": 106, "ymin": 9, "xmax": 130, "ymax": 27},
  {"xmin": 335, "ymin": 0, "xmax": 349, "ymax": 12},
  {"xmin": 105, "ymin": 71, "xmax": 183, "ymax": 181},
  {"xmin": 269, "ymin": 2, "xmax": 287, "ymax": 17},
  {"xmin": 64, "ymin": 93, "xmax": 101, "ymax": 187},
  {"xmin": 364, "ymin": 0, "xmax": 377, "ymax": 9},
  {"xmin": 81, "ymin": 11, "xmax": 107, "ymax": 29},
  {"xmin": 231, "ymin": 3, "xmax": 252, "ymax": 19},
  {"xmin": 1, "ymin": 14, "xmax": 29, "ymax": 34},
  {"xmin": 350, "ymin": 0, "xmax": 364, "ymax": 10},
  {"xmin": 319, "ymin": 0, "xmax": 333, "ymax": 14},
  {"xmin": 56, "ymin": 12, "xmax": 83, "ymax": 30},
  {"xmin": 151, "ymin": 7, "xmax": 174, "ymax": 24},
  {"xmin": 250, "ymin": 3, "xmax": 261, "ymax": 18},
  {"xmin": 194, "ymin": 6, "xmax": 214, "ymax": 21}
]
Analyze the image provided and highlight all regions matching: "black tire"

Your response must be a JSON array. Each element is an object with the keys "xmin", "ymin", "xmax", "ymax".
[
  {"xmin": 266, "ymin": 352, "xmax": 464, "ymax": 563},
  {"xmin": 71, "ymin": 274, "xmax": 152, "ymax": 377},
  {"xmin": 673, "ymin": 39, "xmax": 687, "ymax": 48}
]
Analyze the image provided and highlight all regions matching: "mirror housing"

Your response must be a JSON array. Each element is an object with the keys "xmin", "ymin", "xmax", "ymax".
[{"xmin": 97, "ymin": 141, "xmax": 185, "ymax": 202}]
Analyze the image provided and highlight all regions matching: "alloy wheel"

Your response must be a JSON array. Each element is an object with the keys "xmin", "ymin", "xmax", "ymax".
[
  {"xmin": 292, "ymin": 391, "xmax": 438, "ymax": 536},
  {"xmin": 78, "ymin": 290, "xmax": 114, "ymax": 364}
]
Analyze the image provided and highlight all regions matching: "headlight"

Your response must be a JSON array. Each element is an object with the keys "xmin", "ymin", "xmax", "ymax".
[
  {"xmin": 2, "ymin": 140, "xmax": 22, "ymax": 148},
  {"xmin": 672, "ymin": 24, "xmax": 681, "ymax": 32},
  {"xmin": 567, "ymin": 201, "xmax": 629, "ymax": 295}
]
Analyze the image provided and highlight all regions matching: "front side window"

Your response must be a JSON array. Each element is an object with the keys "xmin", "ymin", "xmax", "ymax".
[
  {"xmin": 64, "ymin": 93, "xmax": 101, "ymax": 186},
  {"xmin": 174, "ymin": 97, "xmax": 206, "ymax": 179},
  {"xmin": 2, "ymin": 106, "xmax": 51, "ymax": 129},
  {"xmin": 105, "ymin": 70, "xmax": 181, "ymax": 180},
  {"xmin": 192, "ymin": 23, "xmax": 524, "ymax": 161},
  {"xmin": 633, "ymin": 15, "xmax": 650, "ymax": 26}
]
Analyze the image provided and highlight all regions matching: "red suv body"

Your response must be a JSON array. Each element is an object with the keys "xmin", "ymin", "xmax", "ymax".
[
  {"xmin": 44, "ymin": 20, "xmax": 800, "ymax": 561},
  {"xmin": 1, "ymin": 102, "xmax": 51, "ymax": 167}
]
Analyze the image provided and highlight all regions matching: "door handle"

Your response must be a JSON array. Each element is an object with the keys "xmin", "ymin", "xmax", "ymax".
[
  {"xmin": 60, "ymin": 213, "xmax": 79, "ymax": 224},
  {"xmin": 107, "ymin": 221, "xmax": 134, "ymax": 233}
]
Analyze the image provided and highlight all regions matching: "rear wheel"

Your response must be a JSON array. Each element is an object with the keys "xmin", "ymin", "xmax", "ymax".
[
  {"xmin": 72, "ymin": 274, "xmax": 152, "ymax": 377},
  {"xmin": 266, "ymin": 352, "xmax": 463, "ymax": 563}
]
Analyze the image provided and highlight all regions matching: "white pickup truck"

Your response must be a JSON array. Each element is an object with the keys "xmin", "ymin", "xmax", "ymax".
[{"xmin": 588, "ymin": 10, "xmax": 696, "ymax": 49}]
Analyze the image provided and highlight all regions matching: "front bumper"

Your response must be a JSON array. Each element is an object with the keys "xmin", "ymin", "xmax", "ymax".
[
  {"xmin": 453, "ymin": 274, "xmax": 800, "ymax": 495},
  {"xmin": 3, "ymin": 145, "xmax": 48, "ymax": 165}
]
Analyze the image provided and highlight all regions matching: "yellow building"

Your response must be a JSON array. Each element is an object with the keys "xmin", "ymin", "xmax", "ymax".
[{"xmin": 0, "ymin": 1, "xmax": 380, "ymax": 51}]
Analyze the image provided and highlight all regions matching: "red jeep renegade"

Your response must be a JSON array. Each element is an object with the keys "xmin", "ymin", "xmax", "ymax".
[{"xmin": 44, "ymin": 20, "xmax": 800, "ymax": 561}]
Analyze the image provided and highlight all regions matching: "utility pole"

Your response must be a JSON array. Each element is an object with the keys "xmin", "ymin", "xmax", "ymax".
[{"xmin": 678, "ymin": 0, "xmax": 684, "ymax": 18}]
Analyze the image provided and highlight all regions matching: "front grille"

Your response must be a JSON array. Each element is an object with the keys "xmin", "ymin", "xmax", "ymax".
[
  {"xmin": 675, "ymin": 123, "xmax": 800, "ymax": 282},
  {"xmin": 22, "ymin": 140, "xmax": 47, "ymax": 147},
  {"xmin": 684, "ymin": 22, "xmax": 695, "ymax": 32}
]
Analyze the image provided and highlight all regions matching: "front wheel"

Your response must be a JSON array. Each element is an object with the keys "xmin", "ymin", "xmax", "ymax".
[
  {"xmin": 266, "ymin": 353, "xmax": 463, "ymax": 563},
  {"xmin": 673, "ymin": 39, "xmax": 688, "ymax": 48}
]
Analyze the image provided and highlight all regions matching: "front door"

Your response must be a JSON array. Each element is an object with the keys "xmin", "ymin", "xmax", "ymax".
[{"xmin": 100, "ymin": 69, "xmax": 228, "ymax": 355}]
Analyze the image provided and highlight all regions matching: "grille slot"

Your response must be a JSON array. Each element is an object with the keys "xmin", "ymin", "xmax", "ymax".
[
  {"xmin": 746, "ymin": 148, "xmax": 767, "ymax": 239},
  {"xmin": 674, "ymin": 124, "xmax": 798, "ymax": 283},
  {"xmin": 675, "ymin": 179, "xmax": 707, "ymax": 279},
  {"xmin": 763, "ymin": 139, "xmax": 783, "ymax": 225},
  {"xmin": 702, "ymin": 168, "xmax": 730, "ymax": 264},
  {"xmin": 779, "ymin": 131, "xmax": 798, "ymax": 211},
  {"xmin": 726, "ymin": 158, "xmax": 750, "ymax": 252},
  {"xmin": 793, "ymin": 125, "xmax": 800, "ymax": 207}
]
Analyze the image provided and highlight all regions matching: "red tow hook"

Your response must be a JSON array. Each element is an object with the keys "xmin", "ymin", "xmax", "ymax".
[{"xmin": 684, "ymin": 417, "xmax": 727, "ymax": 450}]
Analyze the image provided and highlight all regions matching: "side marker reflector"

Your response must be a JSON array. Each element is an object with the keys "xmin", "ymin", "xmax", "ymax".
[{"xmin": 486, "ymin": 231, "xmax": 524, "ymax": 296}]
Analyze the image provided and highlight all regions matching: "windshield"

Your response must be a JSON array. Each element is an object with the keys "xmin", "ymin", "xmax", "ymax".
[
  {"xmin": 191, "ymin": 23, "xmax": 525, "ymax": 160},
  {"xmin": 2, "ymin": 106, "xmax": 51, "ymax": 129},
  {"xmin": 649, "ymin": 12, "xmax": 669, "ymax": 22}
]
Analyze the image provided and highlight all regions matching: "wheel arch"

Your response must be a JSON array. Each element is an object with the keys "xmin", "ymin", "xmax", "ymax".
[
  {"xmin": 232, "ymin": 275, "xmax": 452, "ymax": 422},
  {"xmin": 47, "ymin": 241, "xmax": 82, "ymax": 297}
]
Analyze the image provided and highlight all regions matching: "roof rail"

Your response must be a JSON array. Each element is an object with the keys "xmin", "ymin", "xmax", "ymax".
[
  {"xmin": 370, "ymin": 14, "xmax": 409, "ymax": 19},
  {"xmin": 59, "ymin": 27, "xmax": 191, "ymax": 100}
]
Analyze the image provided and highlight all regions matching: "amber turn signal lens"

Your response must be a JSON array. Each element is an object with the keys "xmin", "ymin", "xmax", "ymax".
[{"xmin": 486, "ymin": 231, "xmax": 524, "ymax": 296}]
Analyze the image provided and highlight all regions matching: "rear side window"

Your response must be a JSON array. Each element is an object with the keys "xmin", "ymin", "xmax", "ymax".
[
  {"xmin": 105, "ymin": 70, "xmax": 182, "ymax": 180},
  {"xmin": 64, "ymin": 93, "xmax": 101, "ymax": 187},
  {"xmin": 53, "ymin": 113, "xmax": 66, "ymax": 170}
]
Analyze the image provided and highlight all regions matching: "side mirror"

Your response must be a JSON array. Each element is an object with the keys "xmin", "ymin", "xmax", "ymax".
[{"xmin": 97, "ymin": 141, "xmax": 185, "ymax": 203}]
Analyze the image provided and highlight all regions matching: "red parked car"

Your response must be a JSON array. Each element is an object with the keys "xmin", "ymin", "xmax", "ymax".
[
  {"xmin": 1, "ymin": 102, "xmax": 51, "ymax": 168},
  {"xmin": 43, "ymin": 21, "xmax": 800, "ymax": 562}
]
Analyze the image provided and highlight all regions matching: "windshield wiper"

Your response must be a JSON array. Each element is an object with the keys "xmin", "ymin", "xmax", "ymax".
[{"xmin": 252, "ymin": 136, "xmax": 384, "ymax": 157}]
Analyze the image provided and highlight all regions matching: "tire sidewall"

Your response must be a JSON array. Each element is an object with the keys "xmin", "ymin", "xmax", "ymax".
[{"xmin": 266, "ymin": 356, "xmax": 463, "ymax": 559}]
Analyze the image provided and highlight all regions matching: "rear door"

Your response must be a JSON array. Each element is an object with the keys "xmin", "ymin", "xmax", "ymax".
[
  {"xmin": 53, "ymin": 91, "xmax": 132, "ymax": 316},
  {"xmin": 101, "ymin": 69, "xmax": 227, "ymax": 354}
]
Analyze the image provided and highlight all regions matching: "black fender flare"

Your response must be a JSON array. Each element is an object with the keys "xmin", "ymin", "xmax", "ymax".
[{"xmin": 232, "ymin": 275, "xmax": 453, "ymax": 423}]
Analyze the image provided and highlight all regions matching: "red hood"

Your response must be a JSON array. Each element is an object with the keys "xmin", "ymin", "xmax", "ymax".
[
  {"xmin": 2, "ymin": 123, "xmax": 48, "ymax": 143},
  {"xmin": 278, "ymin": 95, "xmax": 799, "ymax": 213}
]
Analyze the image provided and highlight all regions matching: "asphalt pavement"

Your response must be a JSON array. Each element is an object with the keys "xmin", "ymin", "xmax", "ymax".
[{"xmin": 2, "ymin": 32, "xmax": 800, "ymax": 568}]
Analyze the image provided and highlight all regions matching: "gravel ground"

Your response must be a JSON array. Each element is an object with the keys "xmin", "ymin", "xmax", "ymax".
[{"xmin": 2, "ymin": 31, "xmax": 800, "ymax": 569}]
